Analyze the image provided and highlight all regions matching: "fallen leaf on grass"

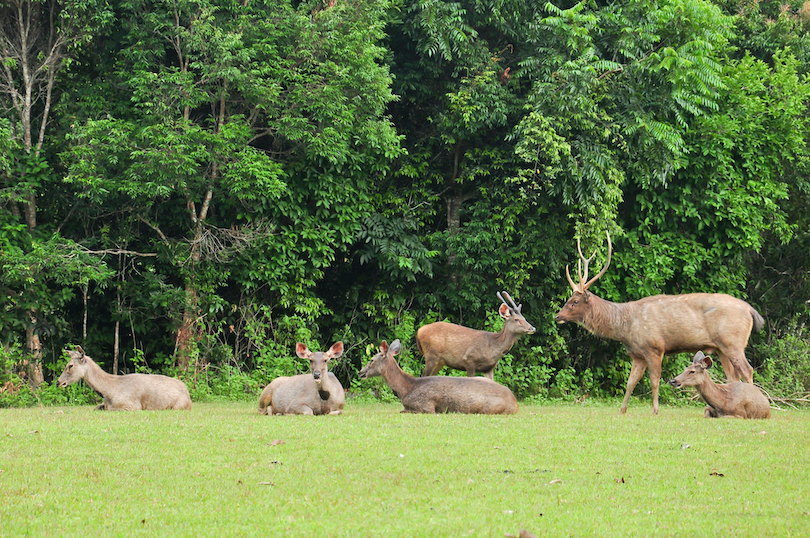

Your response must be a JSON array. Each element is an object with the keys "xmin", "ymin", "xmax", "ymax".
[
  {"xmin": 269, "ymin": 460, "xmax": 282, "ymax": 465},
  {"xmin": 258, "ymin": 481, "xmax": 276, "ymax": 486},
  {"xmin": 549, "ymin": 479, "xmax": 562, "ymax": 485},
  {"xmin": 28, "ymin": 430, "xmax": 39, "ymax": 435},
  {"xmin": 709, "ymin": 471, "xmax": 725, "ymax": 477},
  {"xmin": 614, "ymin": 477, "xmax": 625, "ymax": 484},
  {"xmin": 269, "ymin": 439, "xmax": 285, "ymax": 446}
]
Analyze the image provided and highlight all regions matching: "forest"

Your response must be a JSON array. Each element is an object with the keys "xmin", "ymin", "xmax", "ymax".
[{"xmin": 1, "ymin": 0, "xmax": 809, "ymax": 407}]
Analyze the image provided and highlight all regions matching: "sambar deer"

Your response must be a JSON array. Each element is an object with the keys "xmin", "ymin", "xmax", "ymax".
[
  {"xmin": 416, "ymin": 291, "xmax": 536, "ymax": 379},
  {"xmin": 668, "ymin": 351, "xmax": 770, "ymax": 419},
  {"xmin": 258, "ymin": 342, "xmax": 345, "ymax": 415},
  {"xmin": 555, "ymin": 232, "xmax": 764, "ymax": 415},
  {"xmin": 57, "ymin": 346, "xmax": 192, "ymax": 411},
  {"xmin": 359, "ymin": 340, "xmax": 518, "ymax": 414}
]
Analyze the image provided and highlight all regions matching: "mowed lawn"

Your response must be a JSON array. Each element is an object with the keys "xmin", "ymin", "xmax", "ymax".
[{"xmin": 1, "ymin": 399, "xmax": 809, "ymax": 537}]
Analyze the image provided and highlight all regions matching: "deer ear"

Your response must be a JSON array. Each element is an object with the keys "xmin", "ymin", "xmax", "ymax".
[
  {"xmin": 380, "ymin": 341, "xmax": 388, "ymax": 354},
  {"xmin": 701, "ymin": 356, "xmax": 713, "ymax": 369},
  {"xmin": 389, "ymin": 339, "xmax": 401, "ymax": 356},
  {"xmin": 295, "ymin": 343, "xmax": 312, "ymax": 359},
  {"xmin": 75, "ymin": 345, "xmax": 85, "ymax": 356},
  {"xmin": 499, "ymin": 303, "xmax": 511, "ymax": 318},
  {"xmin": 327, "ymin": 341, "xmax": 344, "ymax": 359},
  {"xmin": 692, "ymin": 351, "xmax": 705, "ymax": 364}
]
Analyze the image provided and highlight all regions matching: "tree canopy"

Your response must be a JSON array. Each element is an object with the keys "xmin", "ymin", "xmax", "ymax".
[{"xmin": 2, "ymin": 0, "xmax": 809, "ymax": 404}]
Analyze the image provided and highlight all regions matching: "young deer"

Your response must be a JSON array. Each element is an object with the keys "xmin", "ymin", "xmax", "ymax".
[
  {"xmin": 668, "ymin": 351, "xmax": 770, "ymax": 419},
  {"xmin": 258, "ymin": 342, "xmax": 345, "ymax": 416},
  {"xmin": 359, "ymin": 339, "xmax": 518, "ymax": 414},
  {"xmin": 416, "ymin": 291, "xmax": 535, "ymax": 379}
]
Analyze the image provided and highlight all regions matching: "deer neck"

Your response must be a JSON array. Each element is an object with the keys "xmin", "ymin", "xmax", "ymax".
[
  {"xmin": 490, "ymin": 324, "xmax": 520, "ymax": 354},
  {"xmin": 81, "ymin": 358, "xmax": 120, "ymax": 396},
  {"xmin": 382, "ymin": 356, "xmax": 415, "ymax": 399},
  {"xmin": 582, "ymin": 295, "xmax": 632, "ymax": 342},
  {"xmin": 694, "ymin": 374, "xmax": 728, "ymax": 408},
  {"xmin": 316, "ymin": 372, "xmax": 338, "ymax": 401}
]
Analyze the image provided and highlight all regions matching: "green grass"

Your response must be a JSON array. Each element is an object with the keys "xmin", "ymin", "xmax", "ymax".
[{"xmin": 1, "ymin": 399, "xmax": 809, "ymax": 537}]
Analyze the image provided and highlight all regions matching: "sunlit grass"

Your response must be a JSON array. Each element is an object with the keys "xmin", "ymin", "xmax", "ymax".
[{"xmin": 1, "ymin": 399, "xmax": 808, "ymax": 537}]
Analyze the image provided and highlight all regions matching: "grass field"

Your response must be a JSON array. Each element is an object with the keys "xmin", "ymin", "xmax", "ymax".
[{"xmin": 1, "ymin": 399, "xmax": 809, "ymax": 537}]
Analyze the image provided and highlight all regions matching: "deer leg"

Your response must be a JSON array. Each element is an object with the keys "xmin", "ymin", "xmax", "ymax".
[
  {"xmin": 422, "ymin": 356, "xmax": 442, "ymax": 377},
  {"xmin": 732, "ymin": 350, "xmax": 754, "ymax": 383},
  {"xmin": 483, "ymin": 368, "xmax": 495, "ymax": 380},
  {"xmin": 620, "ymin": 357, "xmax": 647, "ymax": 414},
  {"xmin": 715, "ymin": 351, "xmax": 740, "ymax": 383},
  {"xmin": 647, "ymin": 357, "xmax": 663, "ymax": 416}
]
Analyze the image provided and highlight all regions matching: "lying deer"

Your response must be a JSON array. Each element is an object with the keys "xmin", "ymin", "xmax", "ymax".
[
  {"xmin": 555, "ymin": 232, "xmax": 764, "ymax": 414},
  {"xmin": 57, "ymin": 346, "xmax": 192, "ymax": 411},
  {"xmin": 359, "ymin": 339, "xmax": 518, "ymax": 414},
  {"xmin": 417, "ymin": 291, "xmax": 535, "ymax": 379},
  {"xmin": 258, "ymin": 341, "xmax": 345, "ymax": 415},
  {"xmin": 669, "ymin": 352, "xmax": 770, "ymax": 419}
]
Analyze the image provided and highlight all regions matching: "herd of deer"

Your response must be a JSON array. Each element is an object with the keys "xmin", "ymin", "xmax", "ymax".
[{"xmin": 56, "ymin": 233, "xmax": 771, "ymax": 419}]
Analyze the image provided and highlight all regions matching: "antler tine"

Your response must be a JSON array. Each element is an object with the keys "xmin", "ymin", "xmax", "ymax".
[
  {"xmin": 565, "ymin": 264, "xmax": 579, "ymax": 293},
  {"xmin": 501, "ymin": 291, "xmax": 520, "ymax": 312},
  {"xmin": 575, "ymin": 236, "xmax": 597, "ymax": 288},
  {"xmin": 582, "ymin": 231, "xmax": 612, "ymax": 292}
]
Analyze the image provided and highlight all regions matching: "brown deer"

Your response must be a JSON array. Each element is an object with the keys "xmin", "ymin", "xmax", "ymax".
[
  {"xmin": 555, "ymin": 232, "xmax": 764, "ymax": 415},
  {"xmin": 359, "ymin": 339, "xmax": 518, "ymax": 414},
  {"xmin": 416, "ymin": 291, "xmax": 536, "ymax": 379},
  {"xmin": 669, "ymin": 352, "xmax": 770, "ymax": 419},
  {"xmin": 57, "ymin": 346, "xmax": 192, "ymax": 411},
  {"xmin": 258, "ymin": 341, "xmax": 345, "ymax": 415}
]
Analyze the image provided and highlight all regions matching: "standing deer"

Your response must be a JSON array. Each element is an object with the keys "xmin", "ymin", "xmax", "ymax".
[
  {"xmin": 57, "ymin": 346, "xmax": 192, "ymax": 411},
  {"xmin": 555, "ymin": 232, "xmax": 764, "ymax": 415},
  {"xmin": 416, "ymin": 291, "xmax": 536, "ymax": 379},
  {"xmin": 359, "ymin": 339, "xmax": 518, "ymax": 414},
  {"xmin": 258, "ymin": 341, "xmax": 345, "ymax": 416},
  {"xmin": 668, "ymin": 351, "xmax": 770, "ymax": 419}
]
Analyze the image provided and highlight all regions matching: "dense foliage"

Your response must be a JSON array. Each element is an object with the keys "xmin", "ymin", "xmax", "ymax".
[{"xmin": 2, "ymin": 0, "xmax": 809, "ymax": 407}]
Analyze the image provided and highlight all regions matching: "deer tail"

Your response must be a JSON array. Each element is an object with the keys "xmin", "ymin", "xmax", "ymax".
[{"xmin": 750, "ymin": 306, "xmax": 765, "ymax": 333}]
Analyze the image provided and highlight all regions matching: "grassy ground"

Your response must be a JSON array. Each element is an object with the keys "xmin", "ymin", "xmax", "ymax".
[{"xmin": 1, "ymin": 398, "xmax": 808, "ymax": 537}]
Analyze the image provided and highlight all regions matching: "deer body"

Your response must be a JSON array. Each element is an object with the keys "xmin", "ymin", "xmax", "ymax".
[
  {"xmin": 669, "ymin": 352, "xmax": 770, "ymax": 419},
  {"xmin": 555, "ymin": 233, "xmax": 763, "ymax": 415},
  {"xmin": 417, "ymin": 291, "xmax": 535, "ymax": 379},
  {"xmin": 57, "ymin": 347, "xmax": 191, "ymax": 411},
  {"xmin": 360, "ymin": 340, "xmax": 518, "ymax": 414},
  {"xmin": 258, "ymin": 342, "xmax": 345, "ymax": 416}
]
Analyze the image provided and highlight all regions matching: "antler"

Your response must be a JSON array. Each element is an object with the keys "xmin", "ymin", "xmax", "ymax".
[
  {"xmin": 565, "ymin": 231, "xmax": 612, "ymax": 293},
  {"xmin": 497, "ymin": 291, "xmax": 522, "ymax": 313}
]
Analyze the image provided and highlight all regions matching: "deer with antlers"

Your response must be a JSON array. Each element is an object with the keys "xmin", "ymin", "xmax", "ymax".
[
  {"xmin": 416, "ymin": 291, "xmax": 536, "ymax": 379},
  {"xmin": 555, "ymin": 232, "xmax": 764, "ymax": 414}
]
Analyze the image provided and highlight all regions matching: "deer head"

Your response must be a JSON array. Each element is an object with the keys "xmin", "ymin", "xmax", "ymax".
[
  {"xmin": 496, "ymin": 291, "xmax": 536, "ymax": 335},
  {"xmin": 669, "ymin": 351, "xmax": 713, "ymax": 389},
  {"xmin": 296, "ymin": 341, "xmax": 343, "ymax": 388},
  {"xmin": 556, "ymin": 232, "xmax": 611, "ymax": 325}
]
